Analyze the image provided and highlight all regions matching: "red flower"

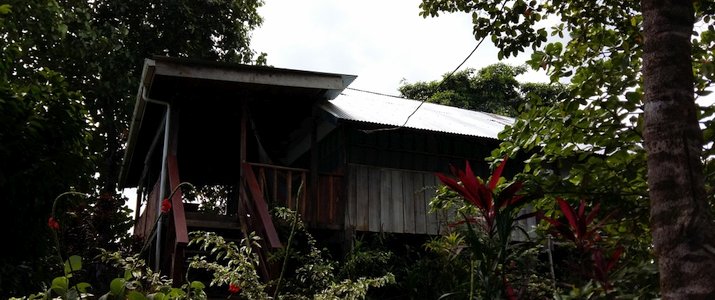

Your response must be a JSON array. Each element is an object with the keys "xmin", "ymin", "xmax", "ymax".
[
  {"xmin": 228, "ymin": 283, "xmax": 241, "ymax": 294},
  {"xmin": 48, "ymin": 217, "xmax": 60, "ymax": 230},
  {"xmin": 161, "ymin": 198, "xmax": 171, "ymax": 214}
]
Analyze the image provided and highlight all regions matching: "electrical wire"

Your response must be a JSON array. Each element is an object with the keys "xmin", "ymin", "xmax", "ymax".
[
  {"xmin": 345, "ymin": 87, "xmax": 404, "ymax": 99},
  {"xmin": 356, "ymin": 34, "xmax": 489, "ymax": 134}
]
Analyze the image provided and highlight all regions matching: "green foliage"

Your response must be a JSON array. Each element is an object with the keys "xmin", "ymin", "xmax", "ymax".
[
  {"xmin": 2, "ymin": 0, "xmax": 266, "ymax": 192},
  {"xmin": 182, "ymin": 185, "xmax": 233, "ymax": 215},
  {"xmin": 338, "ymin": 238, "xmax": 393, "ymax": 281},
  {"xmin": 416, "ymin": 0, "xmax": 715, "ymax": 295},
  {"xmin": 0, "ymin": 20, "xmax": 93, "ymax": 293},
  {"xmin": 313, "ymin": 275, "xmax": 395, "ymax": 300},
  {"xmin": 431, "ymin": 159, "xmax": 547, "ymax": 299},
  {"xmin": 96, "ymin": 249, "xmax": 198, "ymax": 300},
  {"xmin": 269, "ymin": 207, "xmax": 395, "ymax": 299},
  {"xmin": 1, "ymin": 0, "xmax": 267, "ymax": 295},
  {"xmin": 399, "ymin": 63, "xmax": 565, "ymax": 116},
  {"xmin": 9, "ymin": 256, "xmax": 92, "ymax": 300},
  {"xmin": 188, "ymin": 231, "xmax": 267, "ymax": 300}
]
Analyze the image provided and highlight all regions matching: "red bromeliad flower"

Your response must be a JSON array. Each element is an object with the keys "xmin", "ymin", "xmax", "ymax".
[
  {"xmin": 161, "ymin": 198, "xmax": 171, "ymax": 214},
  {"xmin": 436, "ymin": 157, "xmax": 528, "ymax": 232},
  {"xmin": 228, "ymin": 283, "xmax": 241, "ymax": 294},
  {"xmin": 48, "ymin": 217, "xmax": 60, "ymax": 230}
]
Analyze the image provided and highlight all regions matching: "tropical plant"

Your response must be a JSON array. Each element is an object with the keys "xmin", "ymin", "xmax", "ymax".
[
  {"xmin": 418, "ymin": 0, "xmax": 715, "ymax": 294},
  {"xmin": 269, "ymin": 207, "xmax": 395, "ymax": 299},
  {"xmin": 432, "ymin": 157, "xmax": 542, "ymax": 299},
  {"xmin": 544, "ymin": 198, "xmax": 623, "ymax": 297},
  {"xmin": 1, "ymin": 0, "xmax": 268, "ymax": 294}
]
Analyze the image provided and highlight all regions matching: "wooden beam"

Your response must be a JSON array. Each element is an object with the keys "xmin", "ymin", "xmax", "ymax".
[
  {"xmin": 243, "ymin": 163, "xmax": 283, "ymax": 249},
  {"xmin": 240, "ymin": 102, "xmax": 247, "ymax": 216},
  {"xmin": 153, "ymin": 59, "xmax": 349, "ymax": 90},
  {"xmin": 309, "ymin": 113, "xmax": 319, "ymax": 226}
]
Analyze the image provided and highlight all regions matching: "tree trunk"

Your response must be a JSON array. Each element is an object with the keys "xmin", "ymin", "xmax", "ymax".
[{"xmin": 642, "ymin": 1, "xmax": 715, "ymax": 298}]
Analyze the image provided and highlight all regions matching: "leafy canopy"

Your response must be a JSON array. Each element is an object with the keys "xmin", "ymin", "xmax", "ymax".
[{"xmin": 399, "ymin": 63, "xmax": 566, "ymax": 117}]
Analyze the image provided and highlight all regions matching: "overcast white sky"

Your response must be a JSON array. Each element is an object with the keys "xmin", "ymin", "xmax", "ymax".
[{"xmin": 250, "ymin": 0, "xmax": 549, "ymax": 95}]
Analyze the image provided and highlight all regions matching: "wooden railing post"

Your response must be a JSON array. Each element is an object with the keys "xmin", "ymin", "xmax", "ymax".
[
  {"xmin": 167, "ymin": 155, "xmax": 188, "ymax": 281},
  {"xmin": 242, "ymin": 163, "xmax": 283, "ymax": 249},
  {"xmin": 166, "ymin": 105, "xmax": 188, "ymax": 284}
]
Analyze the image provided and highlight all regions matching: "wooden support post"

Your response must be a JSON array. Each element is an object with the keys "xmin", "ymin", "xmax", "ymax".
[
  {"xmin": 309, "ymin": 108, "xmax": 319, "ymax": 226},
  {"xmin": 167, "ymin": 105, "xmax": 188, "ymax": 285},
  {"xmin": 239, "ymin": 101, "xmax": 248, "ymax": 216}
]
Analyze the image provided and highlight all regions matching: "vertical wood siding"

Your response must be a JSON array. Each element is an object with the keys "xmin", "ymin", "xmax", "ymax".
[{"xmin": 346, "ymin": 164, "xmax": 444, "ymax": 234}]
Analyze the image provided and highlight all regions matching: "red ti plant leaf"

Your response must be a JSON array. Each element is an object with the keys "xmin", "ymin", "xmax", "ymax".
[
  {"xmin": 591, "ymin": 246, "xmax": 624, "ymax": 291},
  {"xmin": 503, "ymin": 277, "xmax": 517, "ymax": 300},
  {"xmin": 545, "ymin": 198, "xmax": 611, "ymax": 250},
  {"xmin": 488, "ymin": 156, "xmax": 508, "ymax": 190},
  {"xmin": 436, "ymin": 172, "xmax": 483, "ymax": 210},
  {"xmin": 497, "ymin": 181, "xmax": 524, "ymax": 209},
  {"xmin": 557, "ymin": 198, "xmax": 579, "ymax": 235},
  {"xmin": 437, "ymin": 157, "xmax": 533, "ymax": 235},
  {"xmin": 436, "ymin": 161, "xmax": 489, "ymax": 211}
]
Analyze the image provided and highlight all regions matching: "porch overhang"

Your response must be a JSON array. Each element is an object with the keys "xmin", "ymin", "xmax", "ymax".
[{"xmin": 119, "ymin": 57, "xmax": 356, "ymax": 188}]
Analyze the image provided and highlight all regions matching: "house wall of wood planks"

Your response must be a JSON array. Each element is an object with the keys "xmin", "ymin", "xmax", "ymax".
[
  {"xmin": 345, "ymin": 164, "xmax": 448, "ymax": 235},
  {"xmin": 344, "ymin": 125, "xmax": 497, "ymax": 176}
]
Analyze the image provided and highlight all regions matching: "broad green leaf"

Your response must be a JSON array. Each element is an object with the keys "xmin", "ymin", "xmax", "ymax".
[
  {"xmin": 76, "ymin": 282, "xmax": 91, "ymax": 293},
  {"xmin": 149, "ymin": 292, "xmax": 166, "ymax": 300},
  {"xmin": 127, "ymin": 291, "xmax": 147, "ymax": 300},
  {"xmin": 168, "ymin": 288, "xmax": 186, "ymax": 298},
  {"xmin": 190, "ymin": 281, "xmax": 206, "ymax": 289},
  {"xmin": 109, "ymin": 278, "xmax": 126, "ymax": 296},
  {"xmin": 0, "ymin": 4, "xmax": 11, "ymax": 14},
  {"xmin": 51, "ymin": 276, "xmax": 69, "ymax": 296},
  {"xmin": 64, "ymin": 255, "xmax": 82, "ymax": 275}
]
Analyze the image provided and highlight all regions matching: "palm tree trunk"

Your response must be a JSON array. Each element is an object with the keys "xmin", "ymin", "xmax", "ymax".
[{"xmin": 642, "ymin": 0, "xmax": 715, "ymax": 298}]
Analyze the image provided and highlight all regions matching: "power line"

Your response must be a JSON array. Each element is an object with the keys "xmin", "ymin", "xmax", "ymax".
[
  {"xmin": 345, "ymin": 87, "xmax": 403, "ymax": 99},
  {"xmin": 358, "ymin": 34, "xmax": 489, "ymax": 134},
  {"xmin": 400, "ymin": 36, "xmax": 486, "ymax": 127}
]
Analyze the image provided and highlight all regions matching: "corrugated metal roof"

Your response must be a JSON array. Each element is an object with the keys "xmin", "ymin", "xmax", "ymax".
[{"xmin": 320, "ymin": 88, "xmax": 514, "ymax": 139}]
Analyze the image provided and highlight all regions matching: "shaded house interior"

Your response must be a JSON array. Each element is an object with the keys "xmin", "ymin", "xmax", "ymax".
[{"xmin": 119, "ymin": 56, "xmax": 515, "ymax": 283}]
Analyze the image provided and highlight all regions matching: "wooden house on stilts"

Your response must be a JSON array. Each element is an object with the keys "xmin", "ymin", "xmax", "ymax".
[{"xmin": 119, "ymin": 57, "xmax": 514, "ymax": 284}]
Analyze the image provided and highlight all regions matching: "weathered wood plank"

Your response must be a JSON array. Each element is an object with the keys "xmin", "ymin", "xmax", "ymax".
[
  {"xmin": 391, "ymin": 170, "xmax": 404, "ymax": 233},
  {"xmin": 272, "ymin": 169, "xmax": 278, "ymax": 207},
  {"xmin": 300, "ymin": 172, "xmax": 307, "ymax": 220},
  {"xmin": 325, "ymin": 176, "xmax": 332, "ymax": 224},
  {"xmin": 425, "ymin": 174, "xmax": 440, "ymax": 235},
  {"xmin": 167, "ymin": 155, "xmax": 188, "ymax": 245},
  {"xmin": 286, "ymin": 171, "xmax": 293, "ymax": 211},
  {"xmin": 185, "ymin": 213, "xmax": 240, "ymax": 230},
  {"xmin": 368, "ymin": 168, "xmax": 381, "ymax": 232},
  {"xmin": 348, "ymin": 166, "xmax": 358, "ymax": 228},
  {"xmin": 356, "ymin": 165, "xmax": 369, "ymax": 231},
  {"xmin": 380, "ymin": 169, "xmax": 392, "ymax": 232},
  {"xmin": 413, "ymin": 172, "xmax": 427, "ymax": 234},
  {"xmin": 403, "ymin": 171, "xmax": 415, "ymax": 234}
]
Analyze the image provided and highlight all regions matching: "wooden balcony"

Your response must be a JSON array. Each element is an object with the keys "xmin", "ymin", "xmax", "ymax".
[
  {"xmin": 133, "ymin": 160, "xmax": 344, "ymax": 282},
  {"xmin": 247, "ymin": 162, "xmax": 344, "ymax": 229}
]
